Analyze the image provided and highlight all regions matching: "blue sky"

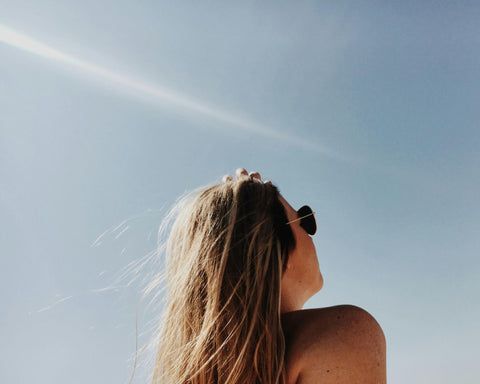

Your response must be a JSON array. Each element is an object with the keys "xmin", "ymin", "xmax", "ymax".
[{"xmin": 1, "ymin": 1, "xmax": 479, "ymax": 383}]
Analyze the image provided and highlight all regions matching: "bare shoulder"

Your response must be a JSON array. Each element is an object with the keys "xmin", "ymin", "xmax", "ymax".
[{"xmin": 282, "ymin": 305, "xmax": 386, "ymax": 384}]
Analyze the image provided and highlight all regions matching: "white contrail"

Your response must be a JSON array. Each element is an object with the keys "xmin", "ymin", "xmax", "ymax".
[{"xmin": 0, "ymin": 23, "xmax": 348, "ymax": 160}]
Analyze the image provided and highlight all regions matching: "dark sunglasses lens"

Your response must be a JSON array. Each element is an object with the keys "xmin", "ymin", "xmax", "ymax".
[{"xmin": 297, "ymin": 205, "xmax": 316, "ymax": 235}]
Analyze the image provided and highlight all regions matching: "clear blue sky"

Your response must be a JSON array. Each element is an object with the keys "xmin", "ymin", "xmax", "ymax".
[{"xmin": 1, "ymin": 1, "xmax": 479, "ymax": 383}]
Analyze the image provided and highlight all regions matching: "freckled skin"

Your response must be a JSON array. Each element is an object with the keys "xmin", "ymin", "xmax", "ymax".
[
  {"xmin": 279, "ymin": 195, "xmax": 386, "ymax": 384},
  {"xmin": 281, "ymin": 306, "xmax": 386, "ymax": 384}
]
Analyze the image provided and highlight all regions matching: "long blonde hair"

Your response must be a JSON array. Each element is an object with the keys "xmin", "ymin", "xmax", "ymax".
[{"xmin": 151, "ymin": 177, "xmax": 295, "ymax": 383}]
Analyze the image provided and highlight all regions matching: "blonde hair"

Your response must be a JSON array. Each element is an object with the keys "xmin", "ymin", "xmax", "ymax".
[{"xmin": 151, "ymin": 177, "xmax": 295, "ymax": 383}]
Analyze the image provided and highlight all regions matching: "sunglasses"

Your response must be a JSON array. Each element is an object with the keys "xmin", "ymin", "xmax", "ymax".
[{"xmin": 285, "ymin": 205, "xmax": 317, "ymax": 235}]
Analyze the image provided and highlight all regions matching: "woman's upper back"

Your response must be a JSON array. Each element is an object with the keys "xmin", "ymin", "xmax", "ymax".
[{"xmin": 281, "ymin": 305, "xmax": 386, "ymax": 384}]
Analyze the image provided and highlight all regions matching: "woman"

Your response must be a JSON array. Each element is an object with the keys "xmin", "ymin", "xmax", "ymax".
[{"xmin": 151, "ymin": 168, "xmax": 386, "ymax": 383}]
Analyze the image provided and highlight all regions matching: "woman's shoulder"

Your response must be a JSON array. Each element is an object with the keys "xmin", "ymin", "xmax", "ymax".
[{"xmin": 281, "ymin": 305, "xmax": 386, "ymax": 384}]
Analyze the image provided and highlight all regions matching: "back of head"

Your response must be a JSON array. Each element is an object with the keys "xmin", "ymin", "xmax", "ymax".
[{"xmin": 153, "ymin": 177, "xmax": 295, "ymax": 384}]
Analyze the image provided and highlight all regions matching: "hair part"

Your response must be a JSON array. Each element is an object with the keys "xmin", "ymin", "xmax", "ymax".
[{"xmin": 152, "ymin": 177, "xmax": 295, "ymax": 383}]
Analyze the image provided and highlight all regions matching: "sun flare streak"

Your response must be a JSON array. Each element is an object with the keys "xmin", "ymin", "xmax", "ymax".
[{"xmin": 0, "ymin": 23, "xmax": 346, "ymax": 160}]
